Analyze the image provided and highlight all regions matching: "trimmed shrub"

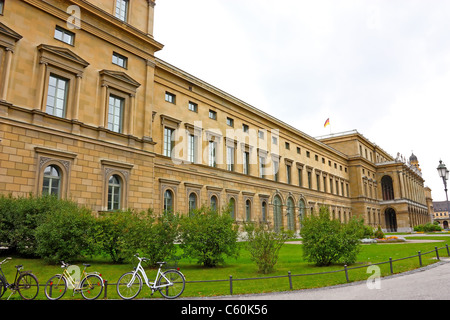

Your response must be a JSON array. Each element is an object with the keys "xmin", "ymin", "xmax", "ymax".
[
  {"xmin": 179, "ymin": 205, "xmax": 239, "ymax": 267},
  {"xmin": 300, "ymin": 206, "xmax": 366, "ymax": 266}
]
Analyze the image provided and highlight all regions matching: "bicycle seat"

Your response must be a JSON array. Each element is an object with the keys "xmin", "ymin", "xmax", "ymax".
[
  {"xmin": 83, "ymin": 263, "xmax": 91, "ymax": 267},
  {"xmin": 157, "ymin": 262, "xmax": 166, "ymax": 266}
]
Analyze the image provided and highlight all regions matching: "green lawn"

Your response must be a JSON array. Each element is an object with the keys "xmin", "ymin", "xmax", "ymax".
[{"xmin": 1, "ymin": 236, "xmax": 449, "ymax": 300}]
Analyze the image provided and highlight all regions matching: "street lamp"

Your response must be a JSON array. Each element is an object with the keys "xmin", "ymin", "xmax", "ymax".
[{"xmin": 437, "ymin": 160, "xmax": 450, "ymax": 228}]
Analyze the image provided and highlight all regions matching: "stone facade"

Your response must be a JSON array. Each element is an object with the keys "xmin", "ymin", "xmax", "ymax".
[{"xmin": 0, "ymin": 0, "xmax": 432, "ymax": 232}]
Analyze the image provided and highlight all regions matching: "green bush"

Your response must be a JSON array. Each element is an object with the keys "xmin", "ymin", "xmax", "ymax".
[
  {"xmin": 34, "ymin": 203, "xmax": 97, "ymax": 263},
  {"xmin": 414, "ymin": 222, "xmax": 442, "ymax": 232},
  {"xmin": 0, "ymin": 194, "xmax": 80, "ymax": 257},
  {"xmin": 179, "ymin": 205, "xmax": 239, "ymax": 267},
  {"xmin": 300, "ymin": 206, "xmax": 366, "ymax": 266},
  {"xmin": 244, "ymin": 222, "xmax": 293, "ymax": 274}
]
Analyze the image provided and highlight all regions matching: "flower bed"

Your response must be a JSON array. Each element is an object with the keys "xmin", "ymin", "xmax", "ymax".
[{"xmin": 376, "ymin": 236, "xmax": 406, "ymax": 243}]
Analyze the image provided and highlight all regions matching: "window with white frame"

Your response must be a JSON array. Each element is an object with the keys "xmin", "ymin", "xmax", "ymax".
[
  {"xmin": 115, "ymin": 0, "xmax": 129, "ymax": 22},
  {"xmin": 187, "ymin": 133, "xmax": 197, "ymax": 163},
  {"xmin": 107, "ymin": 94, "xmax": 124, "ymax": 133},
  {"xmin": 112, "ymin": 52, "xmax": 128, "ymax": 68},
  {"xmin": 42, "ymin": 165, "xmax": 61, "ymax": 198},
  {"xmin": 54, "ymin": 26, "xmax": 75, "ymax": 45},
  {"xmin": 108, "ymin": 174, "xmax": 122, "ymax": 211},
  {"xmin": 163, "ymin": 127, "xmax": 175, "ymax": 157},
  {"xmin": 209, "ymin": 141, "xmax": 217, "ymax": 167},
  {"xmin": 226, "ymin": 146, "xmax": 234, "ymax": 171},
  {"xmin": 46, "ymin": 74, "xmax": 68, "ymax": 118}
]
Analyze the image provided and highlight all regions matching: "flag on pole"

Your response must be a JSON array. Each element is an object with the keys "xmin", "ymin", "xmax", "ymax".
[{"xmin": 324, "ymin": 118, "xmax": 330, "ymax": 128}]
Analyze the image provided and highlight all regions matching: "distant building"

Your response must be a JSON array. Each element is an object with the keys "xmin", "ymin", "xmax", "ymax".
[
  {"xmin": 0, "ymin": 0, "xmax": 433, "ymax": 233},
  {"xmin": 433, "ymin": 201, "xmax": 450, "ymax": 229}
]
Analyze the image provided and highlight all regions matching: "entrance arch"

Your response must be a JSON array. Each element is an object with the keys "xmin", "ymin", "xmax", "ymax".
[{"xmin": 385, "ymin": 208, "xmax": 397, "ymax": 232}]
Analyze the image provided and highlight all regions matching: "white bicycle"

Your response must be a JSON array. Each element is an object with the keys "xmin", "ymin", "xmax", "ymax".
[{"xmin": 116, "ymin": 254, "xmax": 185, "ymax": 299}]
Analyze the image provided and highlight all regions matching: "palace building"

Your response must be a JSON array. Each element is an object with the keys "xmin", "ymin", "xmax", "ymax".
[{"xmin": 0, "ymin": 0, "xmax": 433, "ymax": 232}]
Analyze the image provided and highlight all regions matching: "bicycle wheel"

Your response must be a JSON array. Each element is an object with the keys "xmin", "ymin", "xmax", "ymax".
[
  {"xmin": 17, "ymin": 273, "xmax": 39, "ymax": 300},
  {"xmin": 45, "ymin": 275, "xmax": 67, "ymax": 300},
  {"xmin": 116, "ymin": 272, "xmax": 142, "ymax": 300},
  {"xmin": 0, "ymin": 277, "xmax": 6, "ymax": 299},
  {"xmin": 157, "ymin": 270, "xmax": 185, "ymax": 299},
  {"xmin": 80, "ymin": 274, "xmax": 103, "ymax": 300}
]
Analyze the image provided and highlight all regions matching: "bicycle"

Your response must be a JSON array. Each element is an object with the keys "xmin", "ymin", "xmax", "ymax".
[
  {"xmin": 44, "ymin": 261, "xmax": 104, "ymax": 300},
  {"xmin": 0, "ymin": 257, "xmax": 39, "ymax": 300},
  {"xmin": 116, "ymin": 254, "xmax": 186, "ymax": 299}
]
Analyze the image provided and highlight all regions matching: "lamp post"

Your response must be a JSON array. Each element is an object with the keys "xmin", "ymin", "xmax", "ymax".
[{"xmin": 437, "ymin": 160, "xmax": 450, "ymax": 228}]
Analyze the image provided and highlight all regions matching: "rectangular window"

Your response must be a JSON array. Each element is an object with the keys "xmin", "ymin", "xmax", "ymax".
[
  {"xmin": 243, "ymin": 151, "xmax": 250, "ymax": 175},
  {"xmin": 226, "ymin": 146, "xmax": 235, "ymax": 171},
  {"xmin": 242, "ymin": 124, "xmax": 249, "ymax": 133},
  {"xmin": 272, "ymin": 136, "xmax": 278, "ymax": 145},
  {"xmin": 188, "ymin": 101, "xmax": 198, "ymax": 112},
  {"xmin": 286, "ymin": 164, "xmax": 291, "ymax": 184},
  {"xmin": 258, "ymin": 130, "xmax": 264, "ymax": 139},
  {"xmin": 226, "ymin": 117, "xmax": 234, "ymax": 127},
  {"xmin": 165, "ymin": 92, "xmax": 176, "ymax": 104},
  {"xmin": 307, "ymin": 171, "xmax": 312, "ymax": 189},
  {"xmin": 46, "ymin": 74, "xmax": 68, "ymax": 118},
  {"xmin": 112, "ymin": 52, "xmax": 128, "ymax": 68},
  {"xmin": 0, "ymin": 0, "xmax": 4, "ymax": 15},
  {"xmin": 209, "ymin": 141, "xmax": 217, "ymax": 167},
  {"xmin": 163, "ymin": 127, "xmax": 175, "ymax": 157},
  {"xmin": 187, "ymin": 134, "xmax": 197, "ymax": 163},
  {"xmin": 273, "ymin": 160, "xmax": 279, "ymax": 182},
  {"xmin": 54, "ymin": 26, "xmax": 75, "ymax": 45},
  {"xmin": 108, "ymin": 95, "xmax": 124, "ymax": 133},
  {"xmin": 259, "ymin": 156, "xmax": 265, "ymax": 178},
  {"xmin": 209, "ymin": 110, "xmax": 217, "ymax": 120},
  {"xmin": 115, "ymin": 0, "xmax": 129, "ymax": 22},
  {"xmin": 323, "ymin": 177, "xmax": 327, "ymax": 193},
  {"xmin": 285, "ymin": 142, "xmax": 290, "ymax": 150},
  {"xmin": 298, "ymin": 168, "xmax": 302, "ymax": 187},
  {"xmin": 316, "ymin": 174, "xmax": 320, "ymax": 191}
]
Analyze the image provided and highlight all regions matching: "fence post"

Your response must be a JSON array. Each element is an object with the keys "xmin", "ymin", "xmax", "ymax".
[
  {"xmin": 418, "ymin": 251, "xmax": 422, "ymax": 267},
  {"xmin": 446, "ymin": 244, "xmax": 450, "ymax": 257},
  {"xmin": 229, "ymin": 275, "xmax": 233, "ymax": 295},
  {"xmin": 288, "ymin": 271, "xmax": 293, "ymax": 290},
  {"xmin": 344, "ymin": 265, "xmax": 349, "ymax": 283},
  {"xmin": 389, "ymin": 257, "xmax": 393, "ymax": 274},
  {"xmin": 104, "ymin": 280, "xmax": 108, "ymax": 299},
  {"xmin": 435, "ymin": 247, "xmax": 440, "ymax": 260}
]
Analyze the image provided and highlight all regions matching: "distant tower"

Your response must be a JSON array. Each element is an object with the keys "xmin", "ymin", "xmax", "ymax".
[{"xmin": 410, "ymin": 152, "xmax": 421, "ymax": 172}]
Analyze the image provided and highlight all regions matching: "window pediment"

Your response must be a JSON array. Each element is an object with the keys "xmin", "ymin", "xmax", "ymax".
[
  {"xmin": 38, "ymin": 44, "xmax": 89, "ymax": 74},
  {"xmin": 99, "ymin": 70, "xmax": 140, "ymax": 94}
]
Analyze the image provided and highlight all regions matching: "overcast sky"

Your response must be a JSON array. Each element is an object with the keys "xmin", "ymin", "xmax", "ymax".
[{"xmin": 154, "ymin": 0, "xmax": 450, "ymax": 202}]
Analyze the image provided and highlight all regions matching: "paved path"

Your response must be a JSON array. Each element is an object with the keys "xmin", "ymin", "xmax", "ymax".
[{"xmin": 201, "ymin": 258, "xmax": 450, "ymax": 300}]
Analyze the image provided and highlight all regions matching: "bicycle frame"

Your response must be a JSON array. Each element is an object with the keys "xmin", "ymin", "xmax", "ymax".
[
  {"xmin": 0, "ymin": 257, "xmax": 33, "ymax": 300},
  {"xmin": 59, "ymin": 263, "xmax": 102, "ymax": 294},
  {"xmin": 131, "ymin": 257, "xmax": 173, "ymax": 292}
]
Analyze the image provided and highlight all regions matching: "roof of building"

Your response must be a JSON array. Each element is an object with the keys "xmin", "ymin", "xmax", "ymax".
[{"xmin": 433, "ymin": 201, "xmax": 450, "ymax": 212}]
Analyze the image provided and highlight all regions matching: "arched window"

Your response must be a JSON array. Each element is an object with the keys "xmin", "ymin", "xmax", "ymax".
[
  {"xmin": 261, "ymin": 201, "xmax": 267, "ymax": 222},
  {"xmin": 245, "ymin": 199, "xmax": 251, "ymax": 221},
  {"xmin": 298, "ymin": 199, "xmax": 306, "ymax": 228},
  {"xmin": 108, "ymin": 174, "xmax": 122, "ymax": 211},
  {"xmin": 210, "ymin": 195, "xmax": 218, "ymax": 212},
  {"xmin": 381, "ymin": 175, "xmax": 394, "ymax": 200},
  {"xmin": 287, "ymin": 197, "xmax": 295, "ymax": 231},
  {"xmin": 42, "ymin": 165, "xmax": 61, "ymax": 198},
  {"xmin": 273, "ymin": 195, "xmax": 282, "ymax": 232},
  {"xmin": 229, "ymin": 197, "xmax": 236, "ymax": 219},
  {"xmin": 188, "ymin": 192, "xmax": 197, "ymax": 215},
  {"xmin": 163, "ymin": 189, "xmax": 174, "ymax": 212}
]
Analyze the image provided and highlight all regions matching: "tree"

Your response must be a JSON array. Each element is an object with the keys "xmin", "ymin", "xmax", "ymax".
[{"xmin": 300, "ymin": 206, "xmax": 365, "ymax": 266}]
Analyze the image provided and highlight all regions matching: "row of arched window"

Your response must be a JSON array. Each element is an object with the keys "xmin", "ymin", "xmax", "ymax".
[{"xmin": 42, "ymin": 164, "xmax": 124, "ymax": 211}]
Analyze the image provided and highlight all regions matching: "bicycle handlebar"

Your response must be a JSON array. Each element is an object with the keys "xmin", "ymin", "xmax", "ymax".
[{"xmin": 0, "ymin": 257, "xmax": 11, "ymax": 265}]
